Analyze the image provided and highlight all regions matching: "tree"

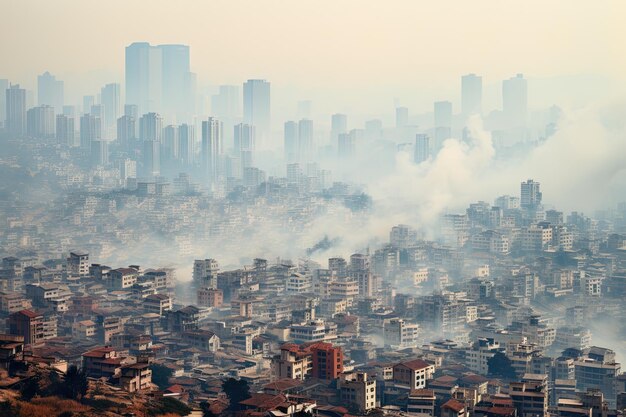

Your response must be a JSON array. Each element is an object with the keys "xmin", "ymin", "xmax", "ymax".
[
  {"xmin": 200, "ymin": 401, "xmax": 217, "ymax": 417},
  {"xmin": 63, "ymin": 365, "xmax": 88, "ymax": 400},
  {"xmin": 222, "ymin": 378, "xmax": 251, "ymax": 411},
  {"xmin": 20, "ymin": 376, "xmax": 40, "ymax": 401},
  {"xmin": 150, "ymin": 364, "xmax": 174, "ymax": 390},
  {"xmin": 0, "ymin": 400, "xmax": 18, "ymax": 417},
  {"xmin": 487, "ymin": 351, "xmax": 517, "ymax": 380}
]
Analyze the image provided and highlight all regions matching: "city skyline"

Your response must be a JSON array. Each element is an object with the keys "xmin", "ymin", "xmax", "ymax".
[
  {"xmin": 2, "ymin": 1, "xmax": 625, "ymax": 114},
  {"xmin": 1, "ymin": 4, "xmax": 626, "ymax": 416}
]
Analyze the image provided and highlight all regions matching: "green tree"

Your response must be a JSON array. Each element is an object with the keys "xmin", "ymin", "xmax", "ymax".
[
  {"xmin": 150, "ymin": 364, "xmax": 174, "ymax": 390},
  {"xmin": 487, "ymin": 351, "xmax": 517, "ymax": 380},
  {"xmin": 222, "ymin": 378, "xmax": 251, "ymax": 411},
  {"xmin": 63, "ymin": 365, "xmax": 88, "ymax": 400}
]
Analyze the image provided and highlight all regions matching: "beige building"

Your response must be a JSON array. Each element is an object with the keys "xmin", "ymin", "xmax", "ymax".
[
  {"xmin": 393, "ymin": 359, "xmax": 436, "ymax": 390},
  {"xmin": 339, "ymin": 372, "xmax": 377, "ymax": 412}
]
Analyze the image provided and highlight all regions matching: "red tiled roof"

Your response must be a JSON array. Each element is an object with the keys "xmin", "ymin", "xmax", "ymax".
[
  {"xmin": 15, "ymin": 309, "xmax": 40, "ymax": 318},
  {"xmin": 442, "ymin": 399, "xmax": 465, "ymax": 412},
  {"xmin": 240, "ymin": 393, "xmax": 288, "ymax": 410},
  {"xmin": 398, "ymin": 358, "xmax": 432, "ymax": 370},
  {"xmin": 165, "ymin": 384, "xmax": 185, "ymax": 393}
]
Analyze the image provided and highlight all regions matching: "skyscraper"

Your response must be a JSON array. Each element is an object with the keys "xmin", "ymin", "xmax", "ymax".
[
  {"xmin": 139, "ymin": 112, "xmax": 163, "ymax": 142},
  {"xmin": 82, "ymin": 95, "xmax": 95, "ymax": 114},
  {"xmin": 160, "ymin": 44, "xmax": 194, "ymax": 122},
  {"xmin": 56, "ymin": 114, "xmax": 75, "ymax": 146},
  {"xmin": 331, "ymin": 113, "xmax": 347, "ymax": 143},
  {"xmin": 142, "ymin": 139, "xmax": 160, "ymax": 178},
  {"xmin": 91, "ymin": 140, "xmax": 109, "ymax": 166},
  {"xmin": 26, "ymin": 105, "xmax": 55, "ymax": 138},
  {"xmin": 116, "ymin": 115, "xmax": 136, "ymax": 146},
  {"xmin": 414, "ymin": 134, "xmax": 430, "ymax": 164},
  {"xmin": 434, "ymin": 101, "xmax": 452, "ymax": 153},
  {"xmin": 37, "ymin": 71, "xmax": 64, "ymax": 112},
  {"xmin": 298, "ymin": 119, "xmax": 314, "ymax": 162},
  {"xmin": 6, "ymin": 84, "xmax": 26, "ymax": 137},
  {"xmin": 212, "ymin": 85, "xmax": 240, "ymax": 119},
  {"xmin": 284, "ymin": 121, "xmax": 298, "ymax": 163},
  {"xmin": 101, "ymin": 83, "xmax": 120, "ymax": 137},
  {"xmin": 90, "ymin": 105, "xmax": 105, "ymax": 139},
  {"xmin": 234, "ymin": 123, "xmax": 256, "ymax": 170},
  {"xmin": 503, "ymin": 73, "xmax": 528, "ymax": 128},
  {"xmin": 338, "ymin": 133, "xmax": 355, "ymax": 159},
  {"xmin": 461, "ymin": 73, "xmax": 482, "ymax": 116},
  {"xmin": 125, "ymin": 42, "xmax": 195, "ymax": 122},
  {"xmin": 396, "ymin": 107, "xmax": 409, "ymax": 128},
  {"xmin": 125, "ymin": 42, "xmax": 163, "ymax": 115},
  {"xmin": 179, "ymin": 124, "xmax": 195, "ymax": 167},
  {"xmin": 162, "ymin": 124, "xmax": 179, "ymax": 161},
  {"xmin": 521, "ymin": 179, "xmax": 542, "ymax": 210},
  {"xmin": 124, "ymin": 104, "xmax": 138, "ymax": 119},
  {"xmin": 80, "ymin": 113, "xmax": 101, "ymax": 149},
  {"xmin": 201, "ymin": 117, "xmax": 223, "ymax": 184},
  {"xmin": 0, "ymin": 79, "xmax": 8, "ymax": 127},
  {"xmin": 243, "ymin": 79, "xmax": 270, "ymax": 145}
]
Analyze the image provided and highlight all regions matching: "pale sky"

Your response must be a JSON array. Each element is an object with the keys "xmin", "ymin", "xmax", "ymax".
[{"xmin": 2, "ymin": 0, "xmax": 625, "ymax": 113}]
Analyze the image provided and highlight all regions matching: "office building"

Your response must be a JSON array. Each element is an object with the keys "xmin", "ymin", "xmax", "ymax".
[
  {"xmin": 298, "ymin": 119, "xmax": 314, "ymax": 161},
  {"xmin": 162, "ymin": 124, "xmax": 179, "ymax": 161},
  {"xmin": 234, "ymin": 123, "xmax": 255, "ymax": 170},
  {"xmin": 142, "ymin": 140, "xmax": 160, "ymax": 178},
  {"xmin": 503, "ymin": 73, "xmax": 528, "ymax": 128},
  {"xmin": 338, "ymin": 132, "xmax": 356, "ymax": 158},
  {"xmin": 284, "ymin": 121, "xmax": 298, "ymax": 163},
  {"xmin": 37, "ymin": 71, "xmax": 64, "ymax": 112},
  {"xmin": 331, "ymin": 113, "xmax": 347, "ymax": 142},
  {"xmin": 26, "ymin": 105, "xmax": 55, "ymax": 138},
  {"xmin": 56, "ymin": 114, "xmax": 75, "ymax": 146},
  {"xmin": 91, "ymin": 140, "xmax": 109, "ymax": 166},
  {"xmin": 415, "ymin": 134, "xmax": 430, "ymax": 164},
  {"xmin": 117, "ymin": 115, "xmax": 136, "ymax": 145},
  {"xmin": 6, "ymin": 84, "xmax": 26, "ymax": 137},
  {"xmin": 396, "ymin": 107, "xmax": 409, "ymax": 128},
  {"xmin": 160, "ymin": 44, "xmax": 194, "ymax": 121},
  {"xmin": 125, "ymin": 42, "xmax": 163, "ymax": 115},
  {"xmin": 521, "ymin": 179, "xmax": 542, "ymax": 210},
  {"xmin": 212, "ymin": 85, "xmax": 240, "ymax": 120},
  {"xmin": 82, "ymin": 95, "xmax": 95, "ymax": 114},
  {"xmin": 0, "ymin": 78, "xmax": 8, "ymax": 127},
  {"xmin": 243, "ymin": 79, "xmax": 270, "ymax": 144},
  {"xmin": 139, "ymin": 112, "xmax": 163, "ymax": 142},
  {"xmin": 202, "ymin": 117, "xmax": 223, "ymax": 184},
  {"xmin": 80, "ymin": 113, "xmax": 101, "ymax": 149},
  {"xmin": 462, "ymin": 73, "xmax": 482, "ymax": 116},
  {"xmin": 101, "ymin": 83, "xmax": 120, "ymax": 136},
  {"xmin": 179, "ymin": 123, "xmax": 195, "ymax": 167}
]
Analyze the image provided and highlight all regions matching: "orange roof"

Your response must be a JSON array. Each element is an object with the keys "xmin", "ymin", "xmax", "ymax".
[
  {"xmin": 442, "ymin": 399, "xmax": 465, "ymax": 412},
  {"xmin": 398, "ymin": 358, "xmax": 432, "ymax": 370},
  {"xmin": 15, "ymin": 309, "xmax": 40, "ymax": 319}
]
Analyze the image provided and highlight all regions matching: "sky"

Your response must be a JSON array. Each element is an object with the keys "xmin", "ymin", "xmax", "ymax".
[{"xmin": 2, "ymin": 0, "xmax": 626, "ymax": 114}]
